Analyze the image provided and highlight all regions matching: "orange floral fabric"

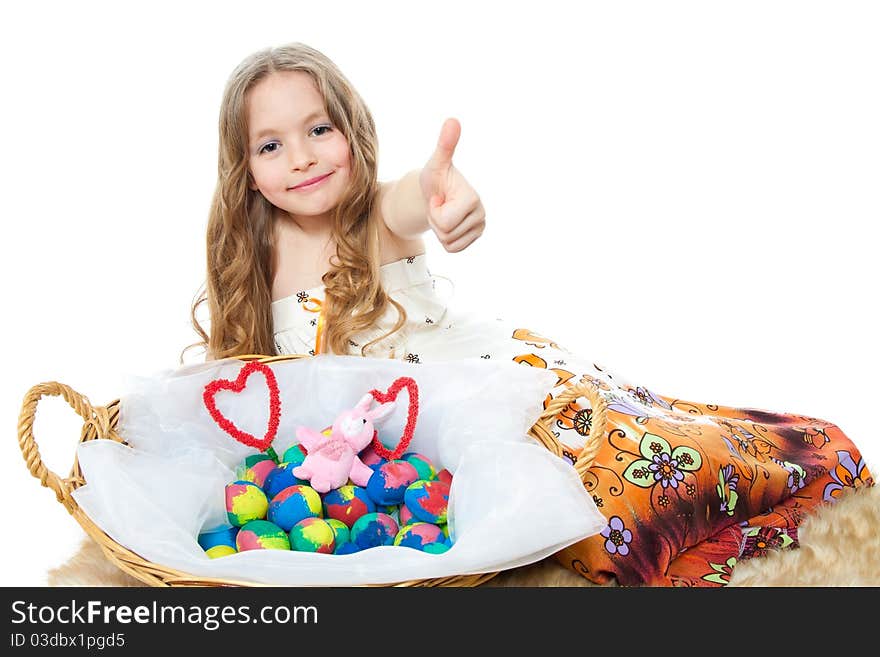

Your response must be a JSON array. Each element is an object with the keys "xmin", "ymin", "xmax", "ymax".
[{"xmin": 548, "ymin": 379, "xmax": 874, "ymax": 586}]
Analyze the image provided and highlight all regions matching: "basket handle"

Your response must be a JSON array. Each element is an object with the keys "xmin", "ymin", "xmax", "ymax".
[
  {"xmin": 537, "ymin": 380, "xmax": 607, "ymax": 482},
  {"xmin": 17, "ymin": 381, "xmax": 122, "ymax": 505}
]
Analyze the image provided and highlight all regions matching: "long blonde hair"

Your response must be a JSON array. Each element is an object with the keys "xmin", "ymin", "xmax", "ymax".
[{"xmin": 183, "ymin": 42, "xmax": 406, "ymax": 362}]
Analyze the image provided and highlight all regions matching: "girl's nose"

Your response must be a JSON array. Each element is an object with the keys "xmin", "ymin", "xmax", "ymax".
[{"xmin": 288, "ymin": 142, "xmax": 317, "ymax": 171}]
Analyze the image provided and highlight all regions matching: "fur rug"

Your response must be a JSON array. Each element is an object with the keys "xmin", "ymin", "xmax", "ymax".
[{"xmin": 48, "ymin": 486, "xmax": 879, "ymax": 587}]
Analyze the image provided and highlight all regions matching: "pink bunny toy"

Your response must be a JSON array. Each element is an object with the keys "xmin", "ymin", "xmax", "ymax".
[{"xmin": 292, "ymin": 393, "xmax": 397, "ymax": 493}]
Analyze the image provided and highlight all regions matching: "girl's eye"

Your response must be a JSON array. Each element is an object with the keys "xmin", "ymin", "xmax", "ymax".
[{"xmin": 256, "ymin": 125, "xmax": 332, "ymax": 155}]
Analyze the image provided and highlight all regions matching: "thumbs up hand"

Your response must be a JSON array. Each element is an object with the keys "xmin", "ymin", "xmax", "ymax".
[{"xmin": 418, "ymin": 118, "xmax": 486, "ymax": 253}]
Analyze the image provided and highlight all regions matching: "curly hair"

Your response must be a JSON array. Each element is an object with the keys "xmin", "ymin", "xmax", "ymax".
[{"xmin": 182, "ymin": 42, "xmax": 406, "ymax": 362}]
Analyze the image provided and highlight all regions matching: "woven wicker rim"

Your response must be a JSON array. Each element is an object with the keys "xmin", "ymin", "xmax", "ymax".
[{"xmin": 17, "ymin": 353, "xmax": 606, "ymax": 587}]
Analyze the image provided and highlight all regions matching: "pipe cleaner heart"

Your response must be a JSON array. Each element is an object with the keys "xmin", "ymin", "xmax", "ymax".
[
  {"xmin": 369, "ymin": 376, "xmax": 419, "ymax": 461},
  {"xmin": 203, "ymin": 361, "xmax": 281, "ymax": 454}
]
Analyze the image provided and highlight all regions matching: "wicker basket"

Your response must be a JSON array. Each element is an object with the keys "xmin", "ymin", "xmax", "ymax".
[{"xmin": 17, "ymin": 353, "xmax": 606, "ymax": 587}]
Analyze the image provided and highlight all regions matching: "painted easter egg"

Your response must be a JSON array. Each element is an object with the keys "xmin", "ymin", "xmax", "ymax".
[
  {"xmin": 281, "ymin": 442, "xmax": 309, "ymax": 468},
  {"xmin": 437, "ymin": 468, "xmax": 452, "ymax": 486},
  {"xmin": 197, "ymin": 524, "xmax": 239, "ymax": 551},
  {"xmin": 423, "ymin": 541, "xmax": 451, "ymax": 555},
  {"xmin": 289, "ymin": 517, "xmax": 336, "ymax": 554},
  {"xmin": 322, "ymin": 485, "xmax": 376, "ymax": 529},
  {"xmin": 404, "ymin": 479, "xmax": 450, "ymax": 525},
  {"xmin": 350, "ymin": 512, "xmax": 399, "ymax": 550},
  {"xmin": 205, "ymin": 545, "xmax": 237, "ymax": 559},
  {"xmin": 366, "ymin": 460, "xmax": 420, "ymax": 506},
  {"xmin": 234, "ymin": 453, "xmax": 277, "ymax": 489},
  {"xmin": 225, "ymin": 480, "xmax": 269, "ymax": 527},
  {"xmin": 398, "ymin": 503, "xmax": 415, "ymax": 527},
  {"xmin": 325, "ymin": 518, "xmax": 350, "ymax": 546},
  {"xmin": 264, "ymin": 462, "xmax": 308, "ymax": 499},
  {"xmin": 436, "ymin": 468, "xmax": 453, "ymax": 485},
  {"xmin": 401, "ymin": 452, "xmax": 437, "ymax": 481},
  {"xmin": 393, "ymin": 522, "xmax": 445, "ymax": 551},
  {"xmin": 267, "ymin": 485, "xmax": 322, "ymax": 532},
  {"xmin": 358, "ymin": 444, "xmax": 388, "ymax": 471},
  {"xmin": 235, "ymin": 519, "xmax": 291, "ymax": 551},
  {"xmin": 334, "ymin": 542, "xmax": 361, "ymax": 555}
]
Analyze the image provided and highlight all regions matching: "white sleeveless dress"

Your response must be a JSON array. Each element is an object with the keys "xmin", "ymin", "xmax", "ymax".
[{"xmin": 271, "ymin": 252, "xmax": 631, "ymax": 451}]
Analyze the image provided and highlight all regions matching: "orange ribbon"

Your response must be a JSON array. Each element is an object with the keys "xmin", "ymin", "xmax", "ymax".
[{"xmin": 302, "ymin": 297, "xmax": 325, "ymax": 355}]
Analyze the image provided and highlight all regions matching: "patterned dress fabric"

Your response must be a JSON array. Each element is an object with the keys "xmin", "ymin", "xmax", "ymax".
[{"xmin": 271, "ymin": 254, "xmax": 874, "ymax": 586}]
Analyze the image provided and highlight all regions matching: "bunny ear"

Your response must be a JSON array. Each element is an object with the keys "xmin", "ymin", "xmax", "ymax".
[
  {"xmin": 355, "ymin": 393, "xmax": 375, "ymax": 411},
  {"xmin": 368, "ymin": 401, "xmax": 397, "ymax": 424}
]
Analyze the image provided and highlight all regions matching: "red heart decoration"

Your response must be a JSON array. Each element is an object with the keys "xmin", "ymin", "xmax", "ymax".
[
  {"xmin": 203, "ymin": 361, "xmax": 281, "ymax": 453},
  {"xmin": 369, "ymin": 376, "xmax": 419, "ymax": 461}
]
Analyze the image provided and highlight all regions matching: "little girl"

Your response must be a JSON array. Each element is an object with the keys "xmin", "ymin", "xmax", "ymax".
[{"xmin": 188, "ymin": 42, "xmax": 873, "ymax": 587}]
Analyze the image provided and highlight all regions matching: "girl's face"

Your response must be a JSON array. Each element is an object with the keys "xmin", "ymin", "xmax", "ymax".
[{"xmin": 246, "ymin": 71, "xmax": 351, "ymax": 229}]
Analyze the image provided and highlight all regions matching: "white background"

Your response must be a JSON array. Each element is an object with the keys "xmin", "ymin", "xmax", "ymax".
[{"xmin": 1, "ymin": 1, "xmax": 877, "ymax": 586}]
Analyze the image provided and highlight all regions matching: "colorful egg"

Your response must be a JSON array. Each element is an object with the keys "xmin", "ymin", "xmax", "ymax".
[
  {"xmin": 234, "ymin": 453, "xmax": 277, "ymax": 488},
  {"xmin": 423, "ymin": 541, "xmax": 451, "ymax": 555},
  {"xmin": 281, "ymin": 442, "xmax": 309, "ymax": 468},
  {"xmin": 289, "ymin": 517, "xmax": 336, "ymax": 554},
  {"xmin": 399, "ymin": 503, "xmax": 415, "ymax": 527},
  {"xmin": 267, "ymin": 484, "xmax": 322, "ymax": 531},
  {"xmin": 235, "ymin": 519, "xmax": 291, "ymax": 551},
  {"xmin": 393, "ymin": 522, "xmax": 445, "ymax": 551},
  {"xmin": 225, "ymin": 480, "xmax": 269, "ymax": 527},
  {"xmin": 404, "ymin": 479, "xmax": 450, "ymax": 525},
  {"xmin": 322, "ymin": 485, "xmax": 376, "ymax": 529},
  {"xmin": 350, "ymin": 512, "xmax": 399, "ymax": 550},
  {"xmin": 205, "ymin": 544, "xmax": 237, "ymax": 559},
  {"xmin": 334, "ymin": 542, "xmax": 361, "ymax": 555},
  {"xmin": 325, "ymin": 518, "xmax": 350, "ymax": 546},
  {"xmin": 264, "ymin": 462, "xmax": 308, "ymax": 499},
  {"xmin": 366, "ymin": 460, "xmax": 420, "ymax": 505},
  {"xmin": 197, "ymin": 524, "xmax": 239, "ymax": 551},
  {"xmin": 358, "ymin": 444, "xmax": 388, "ymax": 471},
  {"xmin": 402, "ymin": 452, "xmax": 437, "ymax": 481},
  {"xmin": 436, "ymin": 468, "xmax": 453, "ymax": 485}
]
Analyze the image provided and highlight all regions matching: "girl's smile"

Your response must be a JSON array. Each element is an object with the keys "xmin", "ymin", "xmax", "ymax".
[{"xmin": 290, "ymin": 172, "xmax": 333, "ymax": 191}]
